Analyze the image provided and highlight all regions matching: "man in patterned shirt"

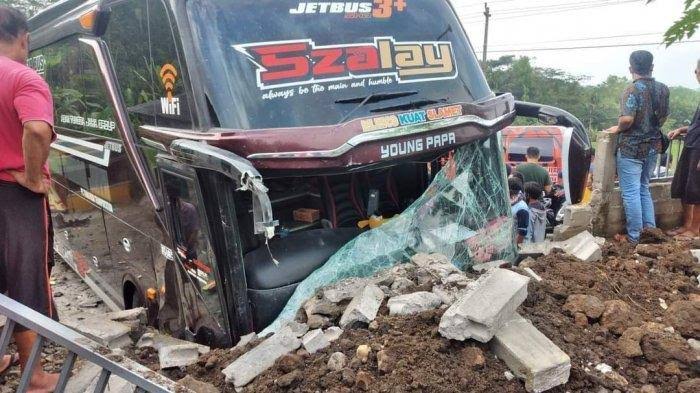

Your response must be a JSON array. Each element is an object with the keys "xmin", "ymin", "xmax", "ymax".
[{"xmin": 607, "ymin": 50, "xmax": 670, "ymax": 243}]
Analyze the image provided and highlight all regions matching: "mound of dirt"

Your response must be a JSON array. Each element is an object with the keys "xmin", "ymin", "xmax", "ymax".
[{"xmin": 156, "ymin": 233, "xmax": 700, "ymax": 392}]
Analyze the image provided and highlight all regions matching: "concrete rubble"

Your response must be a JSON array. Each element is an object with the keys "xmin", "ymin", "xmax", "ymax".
[
  {"xmin": 212, "ymin": 251, "xmax": 571, "ymax": 392},
  {"xmin": 222, "ymin": 325, "xmax": 302, "ymax": 388},
  {"xmin": 339, "ymin": 284, "xmax": 385, "ymax": 328},
  {"xmin": 491, "ymin": 314, "xmax": 571, "ymax": 393},
  {"xmin": 387, "ymin": 291, "xmax": 442, "ymax": 315},
  {"xmin": 137, "ymin": 330, "xmax": 210, "ymax": 369},
  {"xmin": 302, "ymin": 328, "xmax": 330, "ymax": 354},
  {"xmin": 519, "ymin": 230, "xmax": 603, "ymax": 262},
  {"xmin": 64, "ymin": 318, "xmax": 132, "ymax": 349},
  {"xmin": 439, "ymin": 268, "xmax": 530, "ymax": 342}
]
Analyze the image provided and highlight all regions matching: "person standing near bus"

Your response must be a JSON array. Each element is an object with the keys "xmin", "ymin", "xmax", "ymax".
[
  {"xmin": 668, "ymin": 59, "xmax": 700, "ymax": 238},
  {"xmin": 607, "ymin": 50, "xmax": 669, "ymax": 243},
  {"xmin": 515, "ymin": 146, "xmax": 553, "ymax": 193},
  {"xmin": 0, "ymin": 6, "xmax": 59, "ymax": 391}
]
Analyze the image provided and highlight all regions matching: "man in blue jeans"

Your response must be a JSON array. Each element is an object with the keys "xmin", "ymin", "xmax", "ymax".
[{"xmin": 607, "ymin": 50, "xmax": 670, "ymax": 243}]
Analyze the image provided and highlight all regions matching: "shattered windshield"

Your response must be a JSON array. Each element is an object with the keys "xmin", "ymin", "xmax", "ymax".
[
  {"xmin": 264, "ymin": 135, "xmax": 516, "ymax": 333},
  {"xmin": 186, "ymin": 0, "xmax": 491, "ymax": 129}
]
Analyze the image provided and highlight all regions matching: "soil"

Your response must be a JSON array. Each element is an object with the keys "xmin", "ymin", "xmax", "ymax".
[{"xmin": 160, "ymin": 231, "xmax": 700, "ymax": 392}]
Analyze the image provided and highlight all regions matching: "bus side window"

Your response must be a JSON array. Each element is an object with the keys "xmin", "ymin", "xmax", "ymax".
[{"xmin": 148, "ymin": 0, "xmax": 194, "ymax": 129}]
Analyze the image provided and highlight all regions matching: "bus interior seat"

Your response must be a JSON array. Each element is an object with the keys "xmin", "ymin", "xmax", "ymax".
[{"xmin": 244, "ymin": 227, "xmax": 360, "ymax": 329}]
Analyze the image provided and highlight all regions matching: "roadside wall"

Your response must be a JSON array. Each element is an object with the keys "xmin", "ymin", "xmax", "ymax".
[{"xmin": 590, "ymin": 131, "xmax": 682, "ymax": 237}]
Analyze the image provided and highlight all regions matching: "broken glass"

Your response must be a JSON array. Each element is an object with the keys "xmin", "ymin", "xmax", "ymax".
[{"xmin": 263, "ymin": 135, "xmax": 516, "ymax": 334}]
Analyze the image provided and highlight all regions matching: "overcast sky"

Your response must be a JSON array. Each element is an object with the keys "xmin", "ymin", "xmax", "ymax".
[{"xmin": 454, "ymin": 0, "xmax": 699, "ymax": 88}]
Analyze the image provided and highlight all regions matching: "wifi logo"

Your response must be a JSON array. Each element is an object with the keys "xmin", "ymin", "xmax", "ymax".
[{"xmin": 160, "ymin": 64, "xmax": 178, "ymax": 102}]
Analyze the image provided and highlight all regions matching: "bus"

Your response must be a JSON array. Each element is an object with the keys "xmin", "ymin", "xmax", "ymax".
[{"xmin": 29, "ymin": 0, "xmax": 590, "ymax": 347}]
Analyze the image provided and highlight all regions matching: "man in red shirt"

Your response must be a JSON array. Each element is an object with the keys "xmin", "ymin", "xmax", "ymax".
[{"xmin": 0, "ymin": 6, "xmax": 59, "ymax": 391}]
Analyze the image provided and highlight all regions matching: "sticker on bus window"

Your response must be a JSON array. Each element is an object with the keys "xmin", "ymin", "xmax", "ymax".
[
  {"xmin": 289, "ymin": 1, "xmax": 407, "ymax": 19},
  {"xmin": 234, "ymin": 36, "xmax": 457, "ymax": 98},
  {"xmin": 160, "ymin": 64, "xmax": 181, "ymax": 116}
]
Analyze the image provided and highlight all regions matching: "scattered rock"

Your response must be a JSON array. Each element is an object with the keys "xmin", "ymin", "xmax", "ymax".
[
  {"xmin": 355, "ymin": 370, "xmax": 373, "ymax": 391},
  {"xmin": 275, "ymin": 370, "xmax": 301, "ymax": 388},
  {"xmin": 301, "ymin": 329, "xmax": 330, "ymax": 354},
  {"xmin": 618, "ymin": 327, "xmax": 643, "ymax": 358},
  {"xmin": 283, "ymin": 321, "xmax": 309, "ymax": 338},
  {"xmin": 339, "ymin": 284, "xmax": 385, "ymax": 328},
  {"xmin": 178, "ymin": 375, "xmax": 218, "ymax": 393},
  {"xmin": 410, "ymin": 253, "xmax": 461, "ymax": 279},
  {"xmin": 304, "ymin": 297, "xmax": 342, "ymax": 318},
  {"xmin": 356, "ymin": 345, "xmax": 371, "ymax": 363},
  {"xmin": 390, "ymin": 277, "xmax": 416, "ymax": 294},
  {"xmin": 664, "ymin": 300, "xmax": 699, "ymax": 339},
  {"xmin": 307, "ymin": 314, "xmax": 330, "ymax": 329},
  {"xmin": 564, "ymin": 294, "xmax": 605, "ymax": 319},
  {"xmin": 574, "ymin": 312, "xmax": 589, "ymax": 327},
  {"xmin": 600, "ymin": 300, "xmax": 634, "ymax": 335},
  {"xmin": 661, "ymin": 361, "xmax": 681, "ymax": 375},
  {"xmin": 558, "ymin": 231, "xmax": 603, "ymax": 262},
  {"xmin": 277, "ymin": 354, "xmax": 304, "ymax": 373},
  {"xmin": 327, "ymin": 352, "xmax": 347, "ymax": 371},
  {"xmin": 462, "ymin": 347, "xmax": 485, "ymax": 368},
  {"xmin": 377, "ymin": 350, "xmax": 393, "ymax": 374},
  {"xmin": 387, "ymin": 292, "xmax": 442, "ymax": 315},
  {"xmin": 324, "ymin": 326, "xmax": 343, "ymax": 343},
  {"xmin": 233, "ymin": 332, "xmax": 257, "ymax": 350},
  {"xmin": 641, "ymin": 331, "xmax": 696, "ymax": 364},
  {"xmin": 323, "ymin": 277, "xmax": 370, "ymax": 303},
  {"xmin": 677, "ymin": 378, "xmax": 700, "ymax": 393},
  {"xmin": 639, "ymin": 384, "xmax": 657, "ymax": 393}
]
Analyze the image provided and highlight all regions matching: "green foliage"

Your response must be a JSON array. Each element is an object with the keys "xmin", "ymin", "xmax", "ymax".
[
  {"xmin": 485, "ymin": 56, "xmax": 700, "ymax": 136},
  {"xmin": 5, "ymin": 0, "xmax": 60, "ymax": 17},
  {"xmin": 648, "ymin": 0, "xmax": 700, "ymax": 45}
]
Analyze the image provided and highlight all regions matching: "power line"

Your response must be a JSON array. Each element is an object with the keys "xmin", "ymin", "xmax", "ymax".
[
  {"xmin": 473, "ymin": 40, "xmax": 700, "ymax": 54},
  {"xmin": 458, "ymin": 0, "xmax": 633, "ymax": 18},
  {"xmin": 486, "ymin": 32, "xmax": 664, "ymax": 48},
  {"xmin": 460, "ymin": 0, "xmax": 643, "ymax": 22}
]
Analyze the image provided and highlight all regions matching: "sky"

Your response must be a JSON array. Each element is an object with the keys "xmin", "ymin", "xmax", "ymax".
[{"xmin": 454, "ymin": 0, "xmax": 699, "ymax": 88}]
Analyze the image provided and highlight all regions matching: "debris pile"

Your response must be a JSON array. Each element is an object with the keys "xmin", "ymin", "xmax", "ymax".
[{"xmin": 156, "ymin": 229, "xmax": 700, "ymax": 393}]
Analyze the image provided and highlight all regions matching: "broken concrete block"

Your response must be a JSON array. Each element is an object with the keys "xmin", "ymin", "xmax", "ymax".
[
  {"xmin": 159, "ymin": 343, "xmax": 201, "ymax": 369},
  {"xmin": 472, "ymin": 260, "xmax": 509, "ymax": 273},
  {"xmin": 390, "ymin": 277, "xmax": 416, "ymax": 294},
  {"xmin": 322, "ymin": 277, "xmax": 370, "ymax": 303},
  {"xmin": 301, "ymin": 329, "xmax": 330, "ymax": 354},
  {"xmin": 66, "ymin": 363, "xmax": 135, "ymax": 393},
  {"xmin": 439, "ymin": 268, "xmax": 529, "ymax": 342},
  {"xmin": 105, "ymin": 308, "xmax": 146, "ymax": 324},
  {"xmin": 562, "ymin": 205, "xmax": 593, "ymax": 228},
  {"xmin": 222, "ymin": 326, "xmax": 302, "ymax": 387},
  {"xmin": 491, "ymin": 314, "xmax": 571, "ymax": 393},
  {"xmin": 283, "ymin": 321, "xmax": 309, "ymax": 338},
  {"xmin": 518, "ymin": 242, "xmax": 556, "ymax": 257},
  {"xmin": 387, "ymin": 292, "xmax": 442, "ymax": 316},
  {"xmin": 304, "ymin": 296, "xmax": 342, "ymax": 317},
  {"xmin": 233, "ymin": 332, "xmax": 257, "ymax": 350},
  {"xmin": 137, "ymin": 330, "xmax": 210, "ymax": 355},
  {"xmin": 339, "ymin": 284, "xmax": 385, "ymax": 328},
  {"xmin": 324, "ymin": 326, "xmax": 343, "ymax": 342},
  {"xmin": 65, "ymin": 318, "xmax": 132, "ymax": 349},
  {"xmin": 411, "ymin": 253, "xmax": 461, "ymax": 278},
  {"xmin": 559, "ymin": 231, "xmax": 602, "ymax": 262},
  {"xmin": 523, "ymin": 268, "xmax": 543, "ymax": 283},
  {"xmin": 327, "ymin": 352, "xmax": 347, "ymax": 371}
]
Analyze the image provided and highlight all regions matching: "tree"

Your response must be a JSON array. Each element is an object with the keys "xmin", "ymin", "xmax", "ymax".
[
  {"xmin": 5, "ymin": 0, "xmax": 60, "ymax": 17},
  {"xmin": 648, "ymin": 0, "xmax": 700, "ymax": 46}
]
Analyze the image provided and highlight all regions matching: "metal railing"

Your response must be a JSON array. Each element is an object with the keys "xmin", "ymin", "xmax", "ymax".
[
  {"xmin": 650, "ymin": 136, "xmax": 685, "ymax": 181},
  {"xmin": 0, "ymin": 294, "xmax": 189, "ymax": 393}
]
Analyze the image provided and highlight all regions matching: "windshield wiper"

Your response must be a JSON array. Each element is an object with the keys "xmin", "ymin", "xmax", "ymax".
[
  {"xmin": 334, "ymin": 90, "xmax": 418, "ymax": 104},
  {"xmin": 370, "ymin": 99, "xmax": 448, "ymax": 113}
]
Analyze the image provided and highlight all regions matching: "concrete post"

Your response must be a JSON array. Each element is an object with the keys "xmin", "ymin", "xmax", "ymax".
[{"xmin": 590, "ymin": 131, "xmax": 617, "ymax": 236}]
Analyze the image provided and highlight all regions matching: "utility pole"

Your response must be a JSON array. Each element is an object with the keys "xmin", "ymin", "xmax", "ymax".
[{"xmin": 482, "ymin": 2, "xmax": 491, "ymax": 66}]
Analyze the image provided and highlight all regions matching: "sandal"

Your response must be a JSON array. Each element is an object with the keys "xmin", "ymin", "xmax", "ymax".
[{"xmin": 0, "ymin": 353, "xmax": 19, "ymax": 375}]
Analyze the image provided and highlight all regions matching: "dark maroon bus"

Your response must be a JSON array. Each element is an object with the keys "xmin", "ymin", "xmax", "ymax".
[{"xmin": 29, "ymin": 0, "xmax": 590, "ymax": 347}]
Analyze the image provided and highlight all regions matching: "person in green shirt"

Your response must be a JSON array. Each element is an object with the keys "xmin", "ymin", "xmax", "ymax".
[{"xmin": 515, "ymin": 146, "xmax": 552, "ymax": 193}]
